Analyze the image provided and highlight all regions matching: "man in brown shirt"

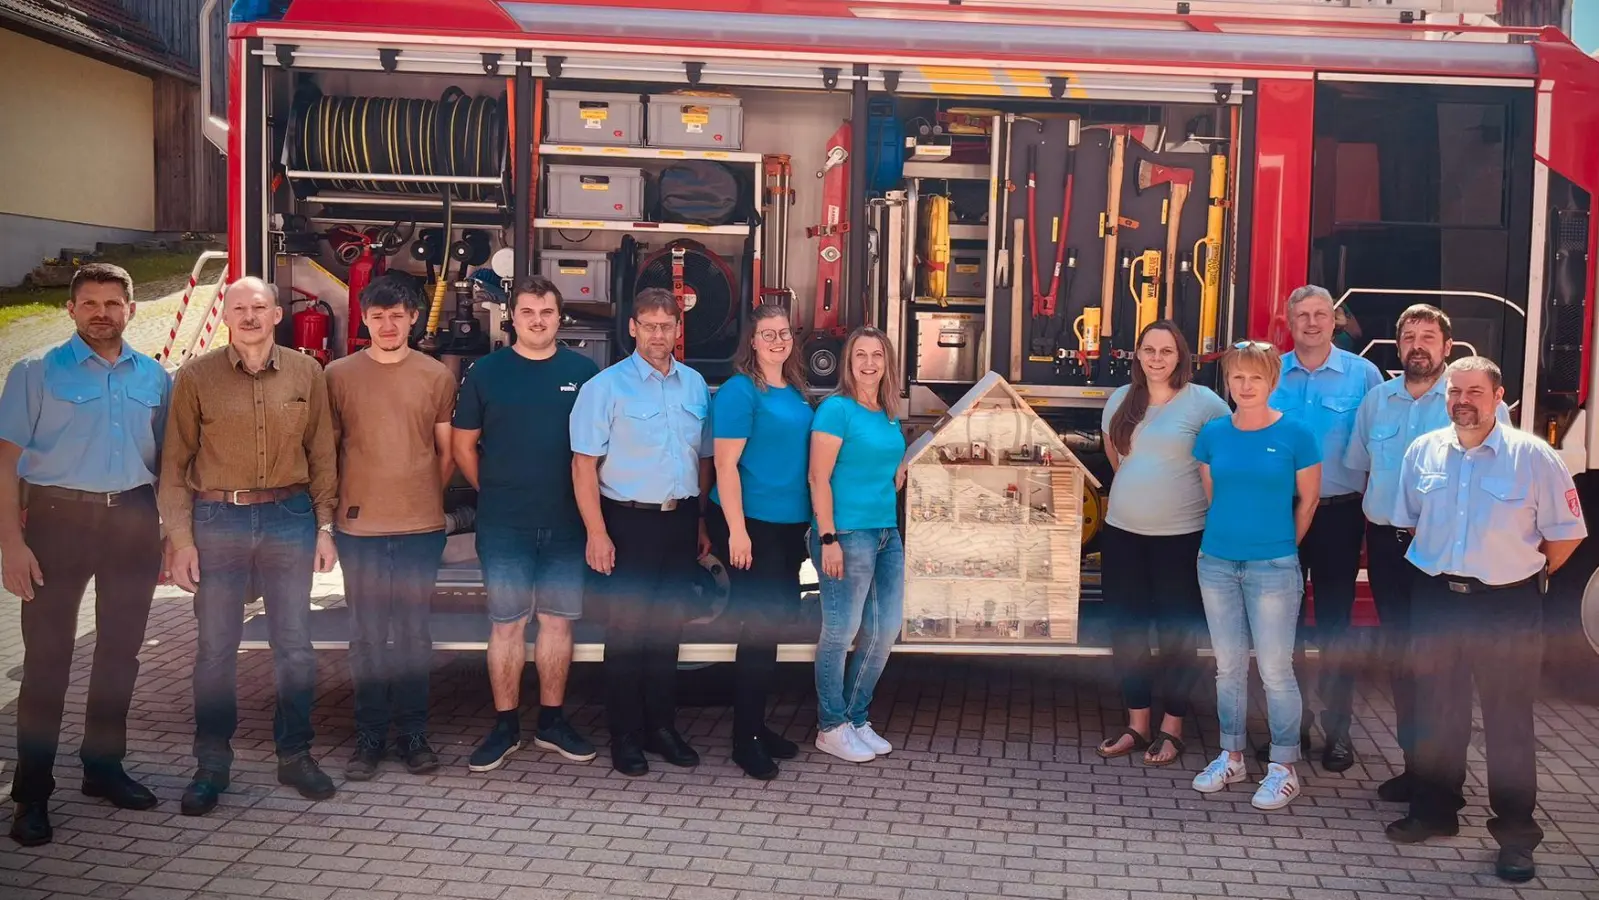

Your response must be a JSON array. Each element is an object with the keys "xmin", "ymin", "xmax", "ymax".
[
  {"xmin": 158, "ymin": 276, "xmax": 339, "ymax": 816},
  {"xmin": 325, "ymin": 273, "xmax": 456, "ymax": 781}
]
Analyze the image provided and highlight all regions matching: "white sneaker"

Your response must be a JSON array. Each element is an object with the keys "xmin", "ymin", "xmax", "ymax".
[
  {"xmin": 816, "ymin": 725, "xmax": 876, "ymax": 762},
  {"xmin": 1192, "ymin": 751, "xmax": 1248, "ymax": 794},
  {"xmin": 853, "ymin": 723, "xmax": 892, "ymax": 755},
  {"xmin": 1251, "ymin": 762, "xmax": 1301, "ymax": 810}
]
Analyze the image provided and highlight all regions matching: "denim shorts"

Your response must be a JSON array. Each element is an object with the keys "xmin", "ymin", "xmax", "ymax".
[{"xmin": 476, "ymin": 525, "xmax": 587, "ymax": 623}]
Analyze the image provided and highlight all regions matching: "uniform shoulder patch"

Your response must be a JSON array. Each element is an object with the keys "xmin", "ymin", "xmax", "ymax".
[{"xmin": 1567, "ymin": 488, "xmax": 1582, "ymax": 518}]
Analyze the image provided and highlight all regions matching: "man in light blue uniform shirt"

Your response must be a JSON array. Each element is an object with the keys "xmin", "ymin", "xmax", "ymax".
[
  {"xmin": 1386, "ymin": 357, "xmax": 1585, "ymax": 884},
  {"xmin": 1269, "ymin": 284, "xmax": 1383, "ymax": 771},
  {"xmin": 1343, "ymin": 304, "xmax": 1508, "ymax": 804},
  {"xmin": 0, "ymin": 264, "xmax": 170, "ymax": 846},
  {"xmin": 571, "ymin": 288, "xmax": 714, "ymax": 777}
]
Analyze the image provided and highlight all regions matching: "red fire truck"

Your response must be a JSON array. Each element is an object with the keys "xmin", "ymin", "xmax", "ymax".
[{"xmin": 188, "ymin": 0, "xmax": 1599, "ymax": 683}]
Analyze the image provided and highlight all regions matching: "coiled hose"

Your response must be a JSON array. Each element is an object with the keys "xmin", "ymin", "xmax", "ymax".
[
  {"xmin": 922, "ymin": 193, "xmax": 951, "ymax": 302},
  {"xmin": 289, "ymin": 87, "xmax": 507, "ymax": 203}
]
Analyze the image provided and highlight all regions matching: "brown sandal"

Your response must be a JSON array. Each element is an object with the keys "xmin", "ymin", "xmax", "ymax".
[
  {"xmin": 1095, "ymin": 727, "xmax": 1151, "ymax": 759},
  {"xmin": 1142, "ymin": 731, "xmax": 1185, "ymax": 767}
]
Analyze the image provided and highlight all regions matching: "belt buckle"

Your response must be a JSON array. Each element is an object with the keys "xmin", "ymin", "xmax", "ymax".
[
  {"xmin": 661, "ymin": 498, "xmax": 678, "ymax": 512},
  {"xmin": 103, "ymin": 490, "xmax": 120, "ymax": 508},
  {"xmin": 227, "ymin": 489, "xmax": 246, "ymax": 505},
  {"xmin": 1446, "ymin": 580, "xmax": 1472, "ymax": 594}
]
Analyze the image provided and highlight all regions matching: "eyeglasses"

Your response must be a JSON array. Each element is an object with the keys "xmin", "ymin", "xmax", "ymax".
[
  {"xmin": 636, "ymin": 322, "xmax": 677, "ymax": 336},
  {"xmin": 757, "ymin": 328, "xmax": 794, "ymax": 342},
  {"xmin": 1233, "ymin": 340, "xmax": 1275, "ymax": 351}
]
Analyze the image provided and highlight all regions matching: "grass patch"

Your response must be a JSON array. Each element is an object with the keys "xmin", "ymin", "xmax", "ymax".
[{"xmin": 0, "ymin": 250, "xmax": 203, "ymax": 315}]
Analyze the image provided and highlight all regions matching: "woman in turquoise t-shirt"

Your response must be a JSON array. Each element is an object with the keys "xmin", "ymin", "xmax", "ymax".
[
  {"xmin": 808, "ymin": 326, "xmax": 907, "ymax": 764},
  {"xmin": 706, "ymin": 304, "xmax": 813, "ymax": 780},
  {"xmin": 1190, "ymin": 341, "xmax": 1321, "ymax": 812}
]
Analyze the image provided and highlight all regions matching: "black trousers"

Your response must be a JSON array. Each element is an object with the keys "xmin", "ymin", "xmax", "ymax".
[
  {"xmin": 12, "ymin": 486, "xmax": 161, "ymax": 803},
  {"xmin": 1409, "ymin": 576, "xmax": 1543, "ymax": 851},
  {"xmin": 592, "ymin": 499, "xmax": 698, "ymax": 741},
  {"xmin": 1099, "ymin": 525, "xmax": 1205, "ymax": 718},
  {"xmin": 1295, "ymin": 497, "xmax": 1365, "ymax": 738},
  {"xmin": 1365, "ymin": 523, "xmax": 1419, "ymax": 769},
  {"xmin": 704, "ymin": 504, "xmax": 808, "ymax": 740}
]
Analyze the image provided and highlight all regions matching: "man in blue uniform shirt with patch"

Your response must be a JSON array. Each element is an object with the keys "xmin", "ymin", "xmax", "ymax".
[
  {"xmin": 571, "ymin": 287, "xmax": 714, "ymax": 777},
  {"xmin": 1270, "ymin": 284, "xmax": 1383, "ymax": 771},
  {"xmin": 1344, "ymin": 304, "xmax": 1507, "ymax": 803},
  {"xmin": 1387, "ymin": 356, "xmax": 1585, "ymax": 884},
  {"xmin": 0, "ymin": 264, "xmax": 171, "ymax": 846}
]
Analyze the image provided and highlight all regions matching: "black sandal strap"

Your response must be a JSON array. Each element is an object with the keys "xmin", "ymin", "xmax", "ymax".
[{"xmin": 1145, "ymin": 730, "xmax": 1185, "ymax": 759}]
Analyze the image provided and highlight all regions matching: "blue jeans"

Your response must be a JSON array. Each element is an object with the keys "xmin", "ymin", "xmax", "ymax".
[
  {"xmin": 811, "ymin": 527, "xmax": 904, "ymax": 732},
  {"xmin": 335, "ymin": 530, "xmax": 446, "ymax": 744},
  {"xmin": 191, "ymin": 492, "xmax": 317, "ymax": 770},
  {"xmin": 1196, "ymin": 552, "xmax": 1304, "ymax": 764}
]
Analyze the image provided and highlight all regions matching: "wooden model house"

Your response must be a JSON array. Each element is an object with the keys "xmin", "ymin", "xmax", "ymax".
[{"xmin": 901, "ymin": 373, "xmax": 1100, "ymax": 644}]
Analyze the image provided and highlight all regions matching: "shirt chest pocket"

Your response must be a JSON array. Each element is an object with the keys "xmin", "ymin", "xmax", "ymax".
[
  {"xmin": 40, "ymin": 378, "xmax": 105, "ymax": 439},
  {"xmin": 1480, "ymin": 475, "xmax": 1533, "ymax": 533},
  {"xmin": 672, "ymin": 401, "xmax": 708, "ymax": 452},
  {"xmin": 619, "ymin": 401, "xmax": 665, "ymax": 450},
  {"xmin": 1369, "ymin": 421, "xmax": 1404, "ymax": 469},
  {"xmin": 1319, "ymin": 394, "xmax": 1362, "ymax": 434}
]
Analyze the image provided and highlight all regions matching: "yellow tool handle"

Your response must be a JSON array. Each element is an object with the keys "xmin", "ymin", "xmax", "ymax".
[
  {"xmin": 1196, "ymin": 154, "xmax": 1227, "ymax": 356},
  {"xmin": 1099, "ymin": 133, "xmax": 1126, "ymax": 343},
  {"xmin": 425, "ymin": 276, "xmax": 448, "ymax": 336},
  {"xmin": 1163, "ymin": 184, "xmax": 1188, "ymax": 320}
]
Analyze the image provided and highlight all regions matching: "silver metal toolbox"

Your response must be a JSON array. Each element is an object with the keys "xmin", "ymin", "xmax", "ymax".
[
  {"xmin": 539, "ymin": 250, "xmax": 612, "ymax": 304},
  {"xmin": 646, "ymin": 94, "xmax": 744, "ymax": 150},
  {"xmin": 545, "ymin": 164, "xmax": 646, "ymax": 220},
  {"xmin": 915, "ymin": 311, "xmax": 984, "ymax": 383},
  {"xmin": 545, "ymin": 90, "xmax": 644, "ymax": 146}
]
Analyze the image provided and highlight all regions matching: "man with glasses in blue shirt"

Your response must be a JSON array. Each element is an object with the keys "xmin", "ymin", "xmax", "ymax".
[
  {"xmin": 571, "ymin": 288, "xmax": 714, "ymax": 776},
  {"xmin": 1, "ymin": 264, "xmax": 170, "ymax": 846},
  {"xmin": 1386, "ymin": 356, "xmax": 1584, "ymax": 884},
  {"xmin": 1270, "ymin": 284, "xmax": 1383, "ymax": 772},
  {"xmin": 1344, "ymin": 304, "xmax": 1507, "ymax": 804}
]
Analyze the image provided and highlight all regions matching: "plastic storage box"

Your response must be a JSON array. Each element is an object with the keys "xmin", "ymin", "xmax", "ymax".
[
  {"xmin": 946, "ymin": 251, "xmax": 987, "ymax": 297},
  {"xmin": 545, "ymin": 165, "xmax": 646, "ymax": 220},
  {"xmin": 546, "ymin": 90, "xmax": 644, "ymax": 146},
  {"xmin": 559, "ymin": 326, "xmax": 613, "ymax": 368},
  {"xmin": 646, "ymin": 94, "xmax": 744, "ymax": 150},
  {"xmin": 539, "ymin": 250, "xmax": 612, "ymax": 303}
]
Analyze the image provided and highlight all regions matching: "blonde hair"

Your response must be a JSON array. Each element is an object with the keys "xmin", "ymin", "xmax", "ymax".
[
  {"xmin": 833, "ymin": 326, "xmax": 900, "ymax": 414},
  {"xmin": 1221, "ymin": 341, "xmax": 1282, "ymax": 398}
]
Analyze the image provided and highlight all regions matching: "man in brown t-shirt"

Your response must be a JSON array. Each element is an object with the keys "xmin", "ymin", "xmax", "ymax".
[
  {"xmin": 159, "ymin": 276, "xmax": 339, "ymax": 816},
  {"xmin": 325, "ymin": 273, "xmax": 456, "ymax": 781}
]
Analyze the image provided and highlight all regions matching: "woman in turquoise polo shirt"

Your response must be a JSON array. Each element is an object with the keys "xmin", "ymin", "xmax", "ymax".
[
  {"xmin": 706, "ymin": 304, "xmax": 813, "ymax": 780},
  {"xmin": 808, "ymin": 326, "xmax": 907, "ymax": 764}
]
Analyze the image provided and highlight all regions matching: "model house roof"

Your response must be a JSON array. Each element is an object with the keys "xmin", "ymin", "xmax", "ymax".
[
  {"xmin": 903, "ymin": 371, "xmax": 1102, "ymax": 489},
  {"xmin": 1, "ymin": 0, "xmax": 195, "ymax": 78}
]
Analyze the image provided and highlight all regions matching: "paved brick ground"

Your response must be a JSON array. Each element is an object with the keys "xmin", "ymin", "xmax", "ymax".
[{"xmin": 2, "ymin": 581, "xmax": 1598, "ymax": 900}]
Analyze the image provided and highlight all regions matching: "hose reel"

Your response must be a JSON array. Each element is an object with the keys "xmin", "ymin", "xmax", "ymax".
[{"xmin": 632, "ymin": 240, "xmax": 741, "ymax": 360}]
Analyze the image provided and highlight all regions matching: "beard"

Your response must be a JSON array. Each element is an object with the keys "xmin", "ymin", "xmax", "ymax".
[
  {"xmin": 1403, "ymin": 352, "xmax": 1443, "ymax": 381},
  {"xmin": 1450, "ymin": 405, "xmax": 1483, "ymax": 428}
]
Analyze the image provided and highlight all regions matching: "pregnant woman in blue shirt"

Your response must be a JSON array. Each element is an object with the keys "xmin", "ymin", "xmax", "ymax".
[
  {"xmin": 1097, "ymin": 322, "xmax": 1230, "ymax": 767},
  {"xmin": 808, "ymin": 326, "xmax": 907, "ymax": 764},
  {"xmin": 706, "ymin": 304, "xmax": 813, "ymax": 780},
  {"xmin": 1191, "ymin": 341, "xmax": 1321, "ymax": 811}
]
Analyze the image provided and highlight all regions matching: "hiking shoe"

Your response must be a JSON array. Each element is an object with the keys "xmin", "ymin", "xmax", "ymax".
[
  {"xmin": 277, "ymin": 756, "xmax": 336, "ymax": 801},
  {"xmin": 397, "ymin": 734, "xmax": 440, "ymax": 775},
  {"xmin": 468, "ymin": 720, "xmax": 522, "ymax": 773},
  {"xmin": 1251, "ymin": 763, "xmax": 1302, "ymax": 810},
  {"xmin": 1192, "ymin": 752, "xmax": 1248, "ymax": 794},
  {"xmin": 815, "ymin": 724, "xmax": 875, "ymax": 763},
  {"xmin": 853, "ymin": 723, "xmax": 892, "ymax": 755},
  {"xmin": 533, "ymin": 717, "xmax": 598, "ymax": 762},
  {"xmin": 345, "ymin": 737, "xmax": 384, "ymax": 782}
]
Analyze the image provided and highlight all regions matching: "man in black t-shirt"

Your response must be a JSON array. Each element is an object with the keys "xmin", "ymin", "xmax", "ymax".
[{"xmin": 452, "ymin": 276, "xmax": 600, "ymax": 772}]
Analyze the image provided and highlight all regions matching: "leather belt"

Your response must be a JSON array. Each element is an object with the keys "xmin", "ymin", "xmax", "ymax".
[
  {"xmin": 195, "ymin": 485, "xmax": 308, "ymax": 506},
  {"xmin": 606, "ymin": 497, "xmax": 691, "ymax": 512},
  {"xmin": 1372, "ymin": 524, "xmax": 1412, "ymax": 543},
  {"xmin": 25, "ymin": 482, "xmax": 152, "ymax": 508},
  {"xmin": 1433, "ymin": 573, "xmax": 1538, "ymax": 594},
  {"xmin": 1318, "ymin": 492, "xmax": 1362, "ymax": 507}
]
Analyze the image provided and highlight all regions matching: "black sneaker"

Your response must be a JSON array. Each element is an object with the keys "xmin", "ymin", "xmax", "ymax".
[
  {"xmin": 468, "ymin": 721, "xmax": 522, "ymax": 773},
  {"xmin": 345, "ymin": 737, "xmax": 384, "ymax": 782},
  {"xmin": 533, "ymin": 717, "xmax": 598, "ymax": 762},
  {"xmin": 277, "ymin": 756, "xmax": 336, "ymax": 801},
  {"xmin": 397, "ymin": 734, "xmax": 440, "ymax": 775}
]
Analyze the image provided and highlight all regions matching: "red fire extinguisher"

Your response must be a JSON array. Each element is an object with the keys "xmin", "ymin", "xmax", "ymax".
[
  {"xmin": 293, "ymin": 300, "xmax": 334, "ymax": 366},
  {"xmin": 346, "ymin": 243, "xmax": 387, "ymax": 357}
]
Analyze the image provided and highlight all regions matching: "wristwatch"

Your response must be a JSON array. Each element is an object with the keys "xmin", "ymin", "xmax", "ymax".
[
  {"xmin": 318, "ymin": 523, "xmax": 334, "ymax": 535},
  {"xmin": 820, "ymin": 532, "xmax": 838, "ymax": 546}
]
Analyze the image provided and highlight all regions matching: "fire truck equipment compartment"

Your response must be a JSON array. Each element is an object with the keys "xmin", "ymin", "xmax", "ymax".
[
  {"xmin": 545, "ymin": 90, "xmax": 645, "ymax": 146},
  {"xmin": 557, "ymin": 325, "xmax": 614, "ymax": 369},
  {"xmin": 545, "ymin": 164, "xmax": 647, "ymax": 220},
  {"xmin": 539, "ymin": 250, "xmax": 613, "ymax": 304},
  {"xmin": 646, "ymin": 93, "xmax": 745, "ymax": 150}
]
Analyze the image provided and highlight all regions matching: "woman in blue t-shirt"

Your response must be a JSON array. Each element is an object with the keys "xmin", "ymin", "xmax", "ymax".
[
  {"xmin": 808, "ymin": 326, "xmax": 907, "ymax": 764},
  {"xmin": 1097, "ymin": 321, "xmax": 1230, "ymax": 767},
  {"xmin": 1191, "ymin": 341, "xmax": 1321, "ymax": 811},
  {"xmin": 706, "ymin": 304, "xmax": 814, "ymax": 780}
]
